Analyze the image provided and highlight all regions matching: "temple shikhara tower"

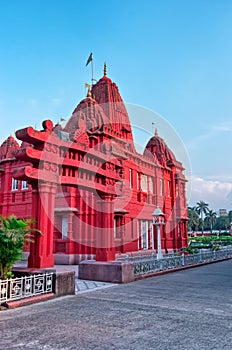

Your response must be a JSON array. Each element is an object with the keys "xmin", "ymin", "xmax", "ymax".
[{"xmin": 0, "ymin": 64, "xmax": 188, "ymax": 268}]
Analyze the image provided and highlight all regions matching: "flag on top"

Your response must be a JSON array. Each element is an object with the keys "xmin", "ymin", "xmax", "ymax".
[{"xmin": 86, "ymin": 53, "xmax": 93, "ymax": 66}]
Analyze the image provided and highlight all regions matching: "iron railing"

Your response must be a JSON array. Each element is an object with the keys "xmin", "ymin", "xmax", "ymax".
[
  {"xmin": 122, "ymin": 248, "xmax": 232, "ymax": 276},
  {"xmin": 0, "ymin": 273, "xmax": 54, "ymax": 303}
]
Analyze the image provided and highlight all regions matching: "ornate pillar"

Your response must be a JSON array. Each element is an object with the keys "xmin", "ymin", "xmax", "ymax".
[
  {"xmin": 28, "ymin": 182, "xmax": 57, "ymax": 268},
  {"xmin": 95, "ymin": 195, "xmax": 115, "ymax": 261}
]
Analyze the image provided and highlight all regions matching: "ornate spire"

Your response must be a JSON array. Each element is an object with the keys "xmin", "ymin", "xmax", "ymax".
[
  {"xmin": 87, "ymin": 87, "xmax": 92, "ymax": 98},
  {"xmin": 155, "ymin": 128, "xmax": 158, "ymax": 136},
  {"xmin": 104, "ymin": 62, "xmax": 107, "ymax": 76}
]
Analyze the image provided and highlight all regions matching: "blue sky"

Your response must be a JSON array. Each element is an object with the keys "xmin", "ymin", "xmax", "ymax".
[{"xmin": 0, "ymin": 0, "xmax": 232, "ymax": 211}]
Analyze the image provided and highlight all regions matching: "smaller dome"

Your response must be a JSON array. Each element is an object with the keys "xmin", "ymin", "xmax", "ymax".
[
  {"xmin": 0, "ymin": 135, "xmax": 19, "ymax": 160},
  {"xmin": 53, "ymin": 122, "xmax": 63, "ymax": 132},
  {"xmin": 145, "ymin": 130, "xmax": 176, "ymax": 167},
  {"xmin": 64, "ymin": 95, "xmax": 109, "ymax": 137}
]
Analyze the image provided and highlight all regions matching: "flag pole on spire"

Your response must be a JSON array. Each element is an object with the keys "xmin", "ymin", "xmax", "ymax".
[
  {"xmin": 86, "ymin": 53, "xmax": 94, "ymax": 86},
  {"xmin": 152, "ymin": 122, "xmax": 155, "ymax": 134}
]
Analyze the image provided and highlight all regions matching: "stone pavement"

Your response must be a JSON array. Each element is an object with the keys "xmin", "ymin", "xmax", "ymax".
[
  {"xmin": 2, "ymin": 260, "xmax": 232, "ymax": 350},
  {"xmin": 53, "ymin": 265, "xmax": 116, "ymax": 294},
  {"xmin": 14, "ymin": 261, "xmax": 116, "ymax": 294},
  {"xmin": 75, "ymin": 278, "xmax": 116, "ymax": 294}
]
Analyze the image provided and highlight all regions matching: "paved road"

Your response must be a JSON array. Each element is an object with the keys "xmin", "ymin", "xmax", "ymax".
[{"xmin": 1, "ymin": 260, "xmax": 232, "ymax": 350}]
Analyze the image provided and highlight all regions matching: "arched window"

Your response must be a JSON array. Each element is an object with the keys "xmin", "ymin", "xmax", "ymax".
[
  {"xmin": 22, "ymin": 181, "xmax": 28, "ymax": 190},
  {"xmin": 160, "ymin": 179, "xmax": 163, "ymax": 195},
  {"xmin": 12, "ymin": 178, "xmax": 19, "ymax": 191},
  {"xmin": 149, "ymin": 177, "xmax": 153, "ymax": 193},
  {"xmin": 141, "ymin": 174, "xmax": 148, "ymax": 192}
]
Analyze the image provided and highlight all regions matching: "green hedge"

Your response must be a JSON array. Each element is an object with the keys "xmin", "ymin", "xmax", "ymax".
[{"xmin": 189, "ymin": 235, "xmax": 232, "ymax": 246}]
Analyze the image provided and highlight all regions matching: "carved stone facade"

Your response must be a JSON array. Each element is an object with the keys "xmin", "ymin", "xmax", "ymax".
[{"xmin": 0, "ymin": 67, "xmax": 188, "ymax": 267}]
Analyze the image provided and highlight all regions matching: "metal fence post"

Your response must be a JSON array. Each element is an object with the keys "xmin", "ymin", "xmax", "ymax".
[
  {"xmin": 181, "ymin": 253, "xmax": 185, "ymax": 266},
  {"xmin": 199, "ymin": 250, "xmax": 202, "ymax": 262}
]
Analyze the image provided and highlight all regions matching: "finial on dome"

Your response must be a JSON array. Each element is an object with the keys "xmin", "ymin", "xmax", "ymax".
[
  {"xmin": 155, "ymin": 128, "xmax": 158, "ymax": 136},
  {"xmin": 104, "ymin": 62, "xmax": 107, "ymax": 76},
  {"xmin": 87, "ymin": 87, "xmax": 92, "ymax": 98}
]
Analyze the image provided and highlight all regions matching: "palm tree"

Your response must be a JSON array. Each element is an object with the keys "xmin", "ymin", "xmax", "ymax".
[
  {"xmin": 187, "ymin": 206, "xmax": 199, "ymax": 233},
  {"xmin": 205, "ymin": 210, "xmax": 217, "ymax": 234},
  {"xmin": 196, "ymin": 201, "xmax": 209, "ymax": 235}
]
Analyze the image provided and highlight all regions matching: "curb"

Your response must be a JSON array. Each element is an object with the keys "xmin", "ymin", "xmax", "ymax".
[{"xmin": 2, "ymin": 293, "xmax": 56, "ymax": 310}]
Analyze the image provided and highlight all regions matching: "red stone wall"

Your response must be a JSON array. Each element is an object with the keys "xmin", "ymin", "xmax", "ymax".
[{"xmin": 0, "ymin": 71, "xmax": 188, "ymax": 262}]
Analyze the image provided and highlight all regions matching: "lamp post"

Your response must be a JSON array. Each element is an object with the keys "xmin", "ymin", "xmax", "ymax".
[{"xmin": 152, "ymin": 206, "xmax": 165, "ymax": 260}]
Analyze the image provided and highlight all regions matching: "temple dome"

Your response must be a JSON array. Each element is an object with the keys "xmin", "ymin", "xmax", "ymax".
[
  {"xmin": 0, "ymin": 136, "xmax": 19, "ymax": 161},
  {"xmin": 91, "ymin": 66, "xmax": 133, "ymax": 141},
  {"xmin": 64, "ymin": 94, "xmax": 109, "ymax": 137},
  {"xmin": 145, "ymin": 129, "xmax": 176, "ymax": 167}
]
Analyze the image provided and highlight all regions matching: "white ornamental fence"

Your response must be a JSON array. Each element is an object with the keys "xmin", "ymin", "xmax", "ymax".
[
  {"xmin": 0, "ymin": 273, "xmax": 54, "ymax": 303},
  {"xmin": 119, "ymin": 247, "xmax": 232, "ymax": 276}
]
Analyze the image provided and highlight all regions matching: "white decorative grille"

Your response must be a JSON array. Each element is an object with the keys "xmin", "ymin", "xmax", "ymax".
[
  {"xmin": 117, "ymin": 247, "xmax": 232, "ymax": 276},
  {"xmin": 0, "ymin": 273, "xmax": 54, "ymax": 303},
  {"xmin": 0, "ymin": 280, "xmax": 8, "ymax": 302}
]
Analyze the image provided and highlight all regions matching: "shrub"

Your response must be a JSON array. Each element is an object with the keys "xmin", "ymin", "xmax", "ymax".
[
  {"xmin": 181, "ymin": 246, "xmax": 199, "ymax": 254},
  {"xmin": 0, "ymin": 216, "xmax": 40, "ymax": 279}
]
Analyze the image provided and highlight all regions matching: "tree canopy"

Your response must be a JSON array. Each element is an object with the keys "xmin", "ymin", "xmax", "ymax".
[{"xmin": 188, "ymin": 202, "xmax": 231, "ymax": 234}]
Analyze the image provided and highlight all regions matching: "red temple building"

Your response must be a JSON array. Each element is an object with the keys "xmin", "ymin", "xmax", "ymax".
[{"xmin": 0, "ymin": 65, "xmax": 188, "ymax": 267}]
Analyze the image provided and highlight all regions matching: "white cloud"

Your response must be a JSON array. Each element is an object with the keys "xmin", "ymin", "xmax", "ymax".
[
  {"xmin": 211, "ymin": 121, "xmax": 232, "ymax": 132},
  {"xmin": 187, "ymin": 120, "xmax": 232, "ymax": 150},
  {"xmin": 188, "ymin": 176, "xmax": 232, "ymax": 211},
  {"xmin": 51, "ymin": 98, "xmax": 61, "ymax": 106}
]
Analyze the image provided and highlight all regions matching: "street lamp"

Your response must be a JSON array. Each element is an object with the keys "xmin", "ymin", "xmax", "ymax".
[{"xmin": 152, "ymin": 206, "xmax": 165, "ymax": 260}]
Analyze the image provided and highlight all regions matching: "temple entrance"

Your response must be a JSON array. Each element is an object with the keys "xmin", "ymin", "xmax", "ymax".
[{"xmin": 13, "ymin": 120, "xmax": 123, "ymax": 268}]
